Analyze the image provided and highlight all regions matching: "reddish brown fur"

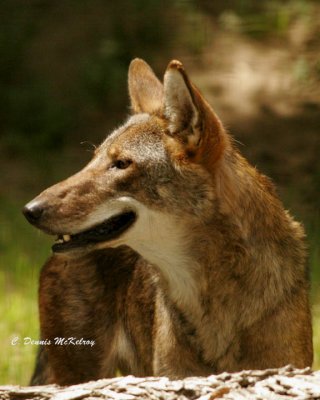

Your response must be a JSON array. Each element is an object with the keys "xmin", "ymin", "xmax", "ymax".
[{"xmin": 25, "ymin": 59, "xmax": 313, "ymax": 385}]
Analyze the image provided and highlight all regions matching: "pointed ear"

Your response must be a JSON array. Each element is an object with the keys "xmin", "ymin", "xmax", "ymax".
[
  {"xmin": 164, "ymin": 61, "xmax": 198, "ymax": 136},
  {"xmin": 128, "ymin": 58, "xmax": 163, "ymax": 114},
  {"xmin": 163, "ymin": 60, "xmax": 225, "ymax": 160}
]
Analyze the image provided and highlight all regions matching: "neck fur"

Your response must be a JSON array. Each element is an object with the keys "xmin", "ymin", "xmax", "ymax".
[{"xmin": 126, "ymin": 208, "xmax": 202, "ymax": 315}]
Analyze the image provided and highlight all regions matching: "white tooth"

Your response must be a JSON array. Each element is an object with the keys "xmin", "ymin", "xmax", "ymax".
[
  {"xmin": 63, "ymin": 235, "xmax": 71, "ymax": 242},
  {"xmin": 56, "ymin": 239, "xmax": 63, "ymax": 244}
]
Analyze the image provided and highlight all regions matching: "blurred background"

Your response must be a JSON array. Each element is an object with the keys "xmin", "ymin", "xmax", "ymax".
[{"xmin": 0, "ymin": 0, "xmax": 319, "ymax": 384}]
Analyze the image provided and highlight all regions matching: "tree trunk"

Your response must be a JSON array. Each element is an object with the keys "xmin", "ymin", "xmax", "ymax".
[{"xmin": 1, "ymin": 365, "xmax": 320, "ymax": 400}]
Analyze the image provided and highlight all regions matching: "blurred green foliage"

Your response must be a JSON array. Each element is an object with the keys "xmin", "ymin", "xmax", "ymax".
[
  {"xmin": 0, "ymin": 3, "xmax": 70, "ymax": 153},
  {"xmin": 217, "ymin": 0, "xmax": 314, "ymax": 37},
  {"xmin": 0, "ymin": 0, "xmax": 208, "ymax": 156},
  {"xmin": 1, "ymin": 0, "xmax": 318, "ymax": 156}
]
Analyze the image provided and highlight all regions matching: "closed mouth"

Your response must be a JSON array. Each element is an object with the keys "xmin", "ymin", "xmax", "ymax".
[{"xmin": 52, "ymin": 211, "xmax": 136, "ymax": 253}]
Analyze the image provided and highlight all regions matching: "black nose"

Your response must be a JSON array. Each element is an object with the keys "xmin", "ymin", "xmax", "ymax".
[{"xmin": 22, "ymin": 201, "xmax": 44, "ymax": 225}]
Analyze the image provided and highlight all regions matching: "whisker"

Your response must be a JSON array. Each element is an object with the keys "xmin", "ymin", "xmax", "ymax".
[{"xmin": 80, "ymin": 141, "xmax": 97, "ymax": 153}]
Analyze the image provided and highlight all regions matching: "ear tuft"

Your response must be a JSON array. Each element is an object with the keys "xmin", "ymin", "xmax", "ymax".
[
  {"xmin": 128, "ymin": 58, "xmax": 163, "ymax": 114},
  {"xmin": 167, "ymin": 60, "xmax": 184, "ymax": 71}
]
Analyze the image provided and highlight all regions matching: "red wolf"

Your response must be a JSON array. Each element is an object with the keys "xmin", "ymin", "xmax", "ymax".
[{"xmin": 23, "ymin": 59, "xmax": 313, "ymax": 385}]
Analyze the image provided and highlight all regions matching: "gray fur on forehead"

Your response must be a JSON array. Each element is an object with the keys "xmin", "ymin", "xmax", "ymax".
[
  {"xmin": 103, "ymin": 113, "xmax": 168, "ymax": 162},
  {"xmin": 126, "ymin": 113, "xmax": 151, "ymax": 126},
  {"xmin": 106, "ymin": 113, "xmax": 151, "ymax": 142}
]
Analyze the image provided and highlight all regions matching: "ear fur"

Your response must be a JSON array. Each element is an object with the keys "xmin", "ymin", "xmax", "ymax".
[
  {"xmin": 128, "ymin": 58, "xmax": 163, "ymax": 114},
  {"xmin": 164, "ymin": 60, "xmax": 200, "ymax": 146},
  {"xmin": 165, "ymin": 61, "xmax": 227, "ymax": 162}
]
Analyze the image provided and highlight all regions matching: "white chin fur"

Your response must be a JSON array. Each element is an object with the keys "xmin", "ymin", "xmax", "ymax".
[{"xmin": 78, "ymin": 196, "xmax": 200, "ymax": 312}]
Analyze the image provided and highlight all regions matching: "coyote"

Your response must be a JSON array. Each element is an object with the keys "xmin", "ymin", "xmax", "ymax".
[{"xmin": 23, "ymin": 59, "xmax": 313, "ymax": 385}]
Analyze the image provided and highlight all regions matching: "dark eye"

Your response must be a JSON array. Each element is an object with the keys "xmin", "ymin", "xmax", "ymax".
[{"xmin": 111, "ymin": 159, "xmax": 132, "ymax": 170}]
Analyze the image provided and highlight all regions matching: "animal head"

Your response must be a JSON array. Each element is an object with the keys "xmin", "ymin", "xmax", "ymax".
[{"xmin": 23, "ymin": 59, "xmax": 232, "ymax": 255}]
